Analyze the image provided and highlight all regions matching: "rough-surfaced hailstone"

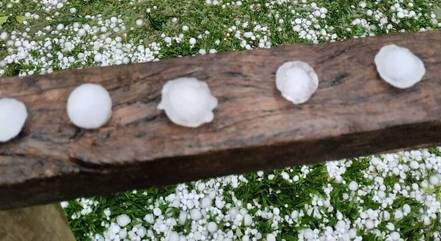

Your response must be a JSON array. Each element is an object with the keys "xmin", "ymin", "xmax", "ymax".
[
  {"xmin": 158, "ymin": 77, "xmax": 218, "ymax": 128},
  {"xmin": 275, "ymin": 61, "xmax": 319, "ymax": 104},
  {"xmin": 375, "ymin": 44, "xmax": 426, "ymax": 89},
  {"xmin": 67, "ymin": 83, "xmax": 112, "ymax": 129},
  {"xmin": 0, "ymin": 98, "xmax": 28, "ymax": 142}
]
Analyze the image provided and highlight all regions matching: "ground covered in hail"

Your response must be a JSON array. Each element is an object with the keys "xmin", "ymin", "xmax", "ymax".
[{"xmin": 1, "ymin": 0, "xmax": 441, "ymax": 240}]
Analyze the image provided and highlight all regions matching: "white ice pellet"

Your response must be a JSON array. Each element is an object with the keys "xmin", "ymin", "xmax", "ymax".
[
  {"xmin": 200, "ymin": 197, "xmax": 212, "ymax": 208},
  {"xmin": 158, "ymin": 77, "xmax": 218, "ymax": 128},
  {"xmin": 429, "ymin": 175, "xmax": 440, "ymax": 185},
  {"xmin": 266, "ymin": 233, "xmax": 276, "ymax": 241},
  {"xmin": 375, "ymin": 44, "xmax": 426, "ymax": 89},
  {"xmin": 116, "ymin": 214, "xmax": 131, "ymax": 227},
  {"xmin": 67, "ymin": 83, "xmax": 112, "ymax": 129},
  {"xmin": 348, "ymin": 181, "xmax": 359, "ymax": 191},
  {"xmin": 190, "ymin": 209, "xmax": 202, "ymax": 220},
  {"xmin": 207, "ymin": 222, "xmax": 218, "ymax": 233},
  {"xmin": 0, "ymin": 98, "xmax": 28, "ymax": 143},
  {"xmin": 168, "ymin": 231, "xmax": 180, "ymax": 241},
  {"xmin": 275, "ymin": 61, "xmax": 319, "ymax": 104}
]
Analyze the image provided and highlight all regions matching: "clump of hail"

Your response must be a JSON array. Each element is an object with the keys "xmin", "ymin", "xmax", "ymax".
[
  {"xmin": 0, "ymin": 98, "xmax": 28, "ymax": 142},
  {"xmin": 158, "ymin": 77, "xmax": 218, "ymax": 128},
  {"xmin": 67, "ymin": 83, "xmax": 112, "ymax": 129},
  {"xmin": 275, "ymin": 61, "xmax": 319, "ymax": 104},
  {"xmin": 375, "ymin": 44, "xmax": 426, "ymax": 89}
]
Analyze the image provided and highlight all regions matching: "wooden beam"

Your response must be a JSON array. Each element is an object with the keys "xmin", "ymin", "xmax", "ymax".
[
  {"xmin": 0, "ymin": 204, "xmax": 76, "ymax": 241},
  {"xmin": 1, "ymin": 31, "xmax": 441, "ymax": 210}
]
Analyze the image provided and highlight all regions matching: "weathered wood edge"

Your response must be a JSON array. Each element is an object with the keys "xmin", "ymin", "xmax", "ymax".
[{"xmin": 0, "ymin": 31, "xmax": 441, "ymax": 209}]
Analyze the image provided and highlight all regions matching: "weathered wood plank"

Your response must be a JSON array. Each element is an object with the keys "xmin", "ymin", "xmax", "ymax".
[
  {"xmin": 0, "ymin": 204, "xmax": 76, "ymax": 241},
  {"xmin": 1, "ymin": 31, "xmax": 441, "ymax": 210}
]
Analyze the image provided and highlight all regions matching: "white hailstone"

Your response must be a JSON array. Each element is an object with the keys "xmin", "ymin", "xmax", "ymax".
[
  {"xmin": 178, "ymin": 212, "xmax": 187, "ymax": 224},
  {"xmin": 0, "ymin": 32, "xmax": 8, "ymax": 40},
  {"xmin": 164, "ymin": 37, "xmax": 172, "ymax": 44},
  {"xmin": 365, "ymin": 219, "xmax": 374, "ymax": 229},
  {"xmin": 60, "ymin": 201, "xmax": 69, "ymax": 208},
  {"xmin": 136, "ymin": 225, "xmax": 147, "ymax": 237},
  {"xmin": 390, "ymin": 231, "xmax": 400, "ymax": 240},
  {"xmin": 110, "ymin": 224, "xmax": 120, "ymax": 234},
  {"xmin": 56, "ymin": 24, "xmax": 65, "ymax": 31},
  {"xmin": 275, "ymin": 61, "xmax": 319, "ymax": 104},
  {"xmin": 201, "ymin": 197, "xmax": 212, "ymax": 208},
  {"xmin": 190, "ymin": 209, "xmax": 202, "ymax": 220},
  {"xmin": 158, "ymin": 77, "xmax": 218, "ymax": 128},
  {"xmin": 104, "ymin": 208, "xmax": 111, "ymax": 216},
  {"xmin": 409, "ymin": 160, "xmax": 419, "ymax": 169},
  {"xmin": 67, "ymin": 84, "xmax": 112, "ymax": 129},
  {"xmin": 189, "ymin": 38, "xmax": 196, "ymax": 45},
  {"xmin": 348, "ymin": 181, "xmax": 358, "ymax": 191},
  {"xmin": 119, "ymin": 229, "xmax": 127, "ymax": 239},
  {"xmin": 383, "ymin": 211, "xmax": 390, "ymax": 221},
  {"xmin": 116, "ymin": 214, "xmax": 131, "ymax": 227},
  {"xmin": 0, "ymin": 98, "xmax": 28, "ymax": 143},
  {"xmin": 386, "ymin": 222, "xmax": 395, "ymax": 231},
  {"xmin": 94, "ymin": 53, "xmax": 103, "ymax": 62},
  {"xmin": 266, "ymin": 233, "xmax": 276, "ymax": 241},
  {"xmin": 182, "ymin": 25, "xmax": 189, "ymax": 31},
  {"xmin": 215, "ymin": 199, "xmax": 224, "ymax": 209},
  {"xmin": 168, "ymin": 231, "xmax": 180, "ymax": 241},
  {"xmin": 394, "ymin": 209, "xmax": 403, "ymax": 220},
  {"xmin": 153, "ymin": 207, "xmax": 162, "ymax": 216},
  {"xmin": 228, "ymin": 208, "xmax": 239, "ymax": 220},
  {"xmin": 135, "ymin": 19, "xmax": 144, "ymax": 26},
  {"xmin": 403, "ymin": 204, "xmax": 411, "ymax": 214},
  {"xmin": 374, "ymin": 44, "xmax": 426, "ymax": 89},
  {"xmin": 243, "ymin": 214, "xmax": 253, "ymax": 226},
  {"xmin": 207, "ymin": 222, "xmax": 218, "ymax": 233},
  {"xmin": 144, "ymin": 214, "xmax": 155, "ymax": 223},
  {"xmin": 429, "ymin": 175, "xmax": 440, "ymax": 185}
]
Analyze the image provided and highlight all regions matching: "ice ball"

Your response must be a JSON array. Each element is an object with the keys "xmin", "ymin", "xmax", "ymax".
[
  {"xmin": 375, "ymin": 44, "xmax": 426, "ymax": 89},
  {"xmin": 158, "ymin": 77, "xmax": 218, "ymax": 128},
  {"xmin": 67, "ymin": 83, "xmax": 112, "ymax": 129},
  {"xmin": 0, "ymin": 98, "xmax": 28, "ymax": 142},
  {"xmin": 275, "ymin": 61, "xmax": 319, "ymax": 104}
]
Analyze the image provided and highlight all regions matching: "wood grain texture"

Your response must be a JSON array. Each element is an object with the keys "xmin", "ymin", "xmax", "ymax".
[{"xmin": 1, "ymin": 31, "xmax": 441, "ymax": 210}]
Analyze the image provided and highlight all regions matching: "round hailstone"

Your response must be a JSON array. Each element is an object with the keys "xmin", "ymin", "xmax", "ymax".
[
  {"xmin": 0, "ymin": 98, "xmax": 28, "ymax": 142},
  {"xmin": 116, "ymin": 214, "xmax": 131, "ymax": 227},
  {"xmin": 374, "ymin": 44, "xmax": 426, "ymax": 89},
  {"xmin": 158, "ymin": 77, "xmax": 218, "ymax": 128},
  {"xmin": 67, "ymin": 83, "xmax": 112, "ymax": 129},
  {"xmin": 190, "ymin": 209, "xmax": 202, "ymax": 220},
  {"xmin": 275, "ymin": 61, "xmax": 319, "ymax": 104},
  {"xmin": 168, "ymin": 232, "xmax": 180, "ymax": 241},
  {"xmin": 207, "ymin": 222, "xmax": 218, "ymax": 233}
]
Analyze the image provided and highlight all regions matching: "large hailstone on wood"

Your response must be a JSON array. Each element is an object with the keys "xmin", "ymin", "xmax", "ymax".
[
  {"xmin": 67, "ymin": 83, "xmax": 112, "ymax": 129},
  {"xmin": 375, "ymin": 44, "xmax": 426, "ymax": 89},
  {"xmin": 0, "ymin": 98, "xmax": 28, "ymax": 142},
  {"xmin": 275, "ymin": 61, "xmax": 319, "ymax": 104},
  {"xmin": 158, "ymin": 77, "xmax": 218, "ymax": 128}
]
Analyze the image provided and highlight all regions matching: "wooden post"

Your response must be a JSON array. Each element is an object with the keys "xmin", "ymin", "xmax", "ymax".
[
  {"xmin": 0, "ymin": 204, "xmax": 76, "ymax": 241},
  {"xmin": 0, "ymin": 31, "xmax": 441, "ymax": 210}
]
